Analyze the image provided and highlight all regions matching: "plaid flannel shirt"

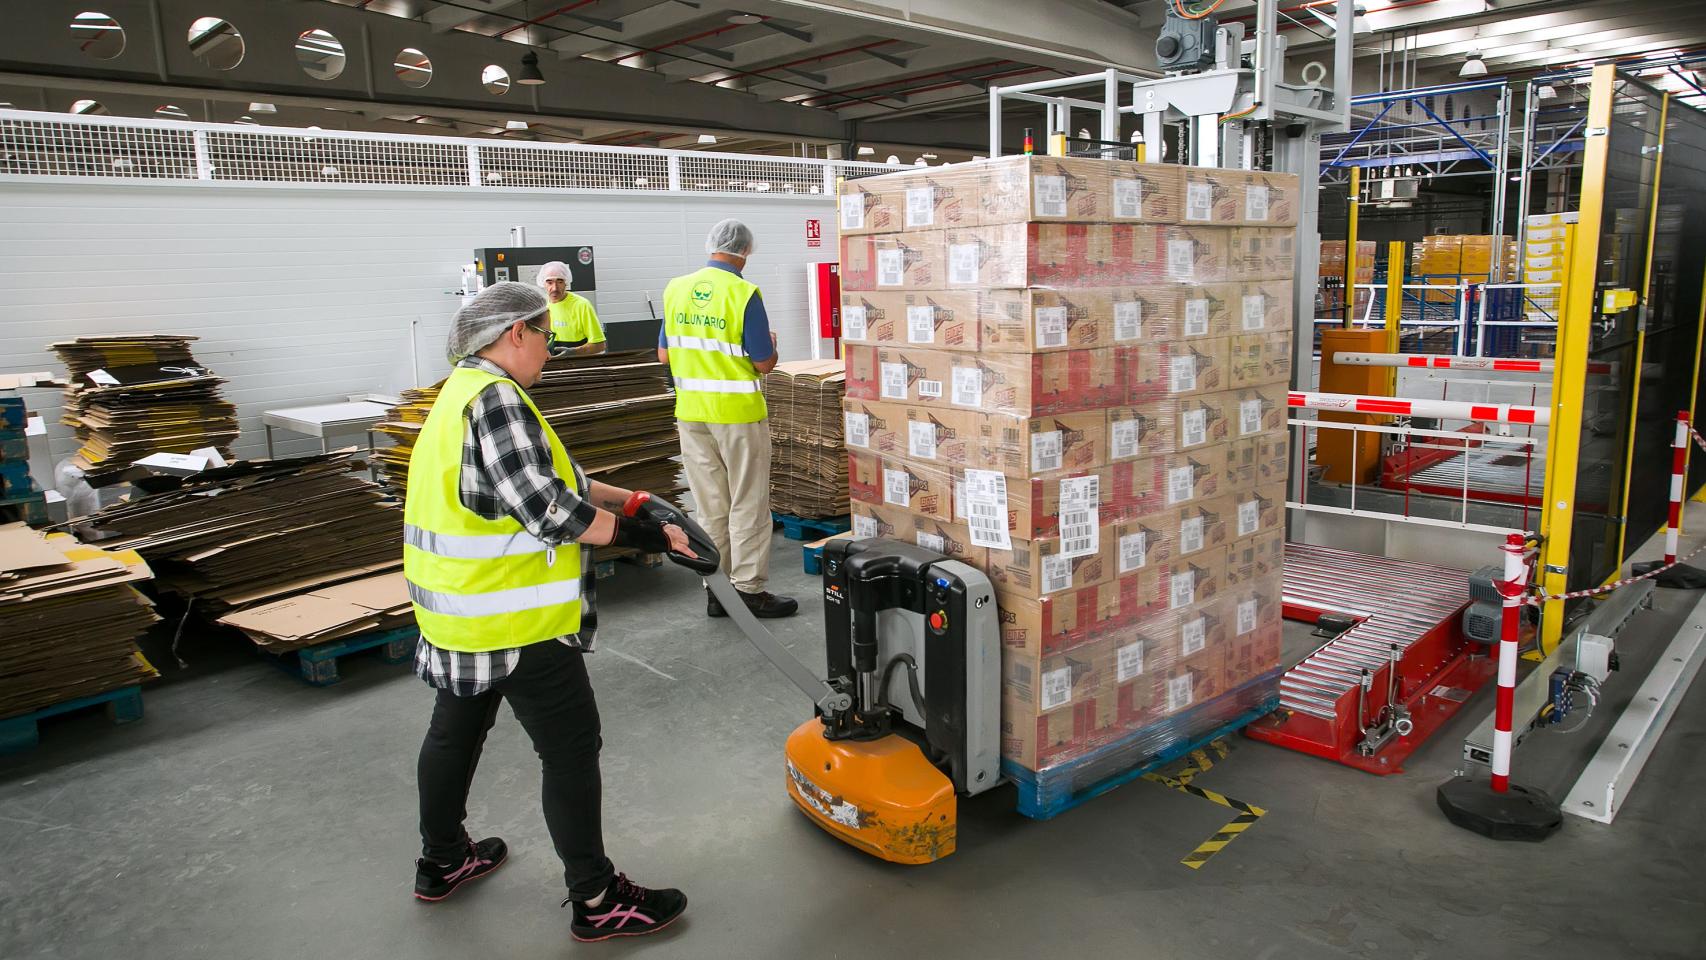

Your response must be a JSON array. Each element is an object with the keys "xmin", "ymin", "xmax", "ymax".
[{"xmin": 414, "ymin": 356, "xmax": 602, "ymax": 696}]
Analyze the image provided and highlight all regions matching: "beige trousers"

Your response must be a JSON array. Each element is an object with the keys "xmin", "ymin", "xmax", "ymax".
[{"xmin": 677, "ymin": 419, "xmax": 773, "ymax": 594}]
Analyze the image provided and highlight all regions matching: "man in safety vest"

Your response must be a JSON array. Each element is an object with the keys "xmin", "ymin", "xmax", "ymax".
[
  {"xmin": 539, "ymin": 260, "xmax": 607, "ymax": 358},
  {"xmin": 657, "ymin": 219, "xmax": 797, "ymax": 619},
  {"xmin": 405, "ymin": 281, "xmax": 692, "ymax": 942}
]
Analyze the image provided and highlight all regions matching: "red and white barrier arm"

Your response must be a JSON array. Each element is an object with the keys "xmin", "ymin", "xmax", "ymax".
[
  {"xmin": 1668, "ymin": 410, "xmax": 1688, "ymax": 566},
  {"xmin": 1287, "ymin": 390, "xmax": 1550, "ymax": 426},
  {"xmin": 1332, "ymin": 352, "xmax": 1613, "ymax": 375},
  {"xmin": 1491, "ymin": 532, "xmax": 1527, "ymax": 794}
]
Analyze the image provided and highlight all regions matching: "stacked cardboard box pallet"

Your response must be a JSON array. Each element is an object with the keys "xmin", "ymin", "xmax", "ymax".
[
  {"xmin": 1522, "ymin": 212, "xmax": 1575, "ymax": 321},
  {"xmin": 1319, "ymin": 239, "xmax": 1375, "ymax": 319},
  {"xmin": 1411, "ymin": 235, "xmax": 1516, "ymax": 304},
  {"xmin": 838, "ymin": 156, "xmax": 1293, "ymax": 799},
  {"xmin": 767, "ymin": 360, "xmax": 850, "ymax": 518}
]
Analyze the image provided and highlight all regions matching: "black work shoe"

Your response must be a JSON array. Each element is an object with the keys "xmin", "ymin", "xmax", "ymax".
[
  {"xmin": 414, "ymin": 836, "xmax": 507, "ymax": 902},
  {"xmin": 564, "ymin": 873, "xmax": 688, "ymax": 942},
  {"xmin": 707, "ymin": 587, "xmax": 727, "ymax": 618},
  {"xmin": 740, "ymin": 590, "xmax": 799, "ymax": 619}
]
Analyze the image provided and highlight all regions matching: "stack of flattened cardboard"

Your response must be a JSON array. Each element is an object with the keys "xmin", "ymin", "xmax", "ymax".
[
  {"xmin": 48, "ymin": 336, "xmax": 239, "ymax": 485},
  {"xmin": 0, "ymin": 523, "xmax": 159, "ymax": 719},
  {"xmin": 76, "ymin": 452, "xmax": 402, "ymax": 609},
  {"xmin": 373, "ymin": 350, "xmax": 684, "ymax": 500},
  {"xmin": 766, "ymin": 360, "xmax": 850, "ymax": 518},
  {"xmin": 218, "ymin": 570, "xmax": 411, "ymax": 652}
]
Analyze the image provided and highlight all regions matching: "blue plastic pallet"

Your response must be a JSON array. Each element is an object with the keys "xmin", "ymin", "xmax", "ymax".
[
  {"xmin": 0, "ymin": 487, "xmax": 47, "ymax": 525},
  {"xmin": 1004, "ymin": 671, "xmax": 1282, "ymax": 821},
  {"xmin": 0, "ymin": 685, "xmax": 144, "ymax": 754},
  {"xmin": 267, "ymin": 626, "xmax": 419, "ymax": 687},
  {"xmin": 773, "ymin": 512, "xmax": 851, "ymax": 542}
]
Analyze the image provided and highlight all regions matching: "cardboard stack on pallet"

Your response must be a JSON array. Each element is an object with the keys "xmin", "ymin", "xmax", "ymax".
[
  {"xmin": 1522, "ymin": 212, "xmax": 1575, "ymax": 321},
  {"xmin": 1319, "ymin": 239, "xmax": 1375, "ymax": 319},
  {"xmin": 838, "ymin": 156, "xmax": 1292, "ymax": 804},
  {"xmin": 767, "ymin": 360, "xmax": 850, "ymax": 518},
  {"xmin": 1411, "ymin": 235, "xmax": 1516, "ymax": 304}
]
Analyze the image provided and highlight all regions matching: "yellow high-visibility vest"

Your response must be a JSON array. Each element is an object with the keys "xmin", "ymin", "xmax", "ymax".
[{"xmin": 662, "ymin": 266, "xmax": 766, "ymax": 423}]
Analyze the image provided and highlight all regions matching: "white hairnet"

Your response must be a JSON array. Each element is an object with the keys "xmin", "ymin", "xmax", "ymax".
[
  {"xmin": 705, "ymin": 218, "xmax": 754, "ymax": 257},
  {"xmin": 537, "ymin": 261, "xmax": 570, "ymax": 284},
  {"xmin": 448, "ymin": 281, "xmax": 548, "ymax": 362}
]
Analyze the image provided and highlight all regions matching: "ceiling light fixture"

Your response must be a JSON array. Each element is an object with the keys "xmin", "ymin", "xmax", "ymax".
[
  {"xmin": 506, "ymin": 120, "xmax": 529, "ymax": 130},
  {"xmin": 856, "ymin": 145, "xmax": 874, "ymax": 156},
  {"xmin": 1535, "ymin": 84, "xmax": 1557, "ymax": 100},
  {"xmin": 1460, "ymin": 52, "xmax": 1488, "ymax": 78},
  {"xmin": 727, "ymin": 13, "xmax": 763, "ymax": 24},
  {"xmin": 517, "ymin": 51, "xmax": 545, "ymax": 85},
  {"xmin": 697, "ymin": 134, "xmax": 717, "ymax": 144},
  {"xmin": 248, "ymin": 102, "xmax": 277, "ymax": 114}
]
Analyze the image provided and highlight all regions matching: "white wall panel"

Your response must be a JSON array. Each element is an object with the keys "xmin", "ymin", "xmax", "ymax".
[{"xmin": 0, "ymin": 182, "xmax": 838, "ymax": 473}]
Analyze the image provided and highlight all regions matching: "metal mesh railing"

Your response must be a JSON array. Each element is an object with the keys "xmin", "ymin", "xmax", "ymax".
[
  {"xmin": 0, "ymin": 115, "xmax": 197, "ymax": 180},
  {"xmin": 478, "ymin": 144, "xmax": 670, "ymax": 190},
  {"xmin": 679, "ymin": 153, "xmax": 827, "ymax": 195},
  {"xmin": 205, "ymin": 130, "xmax": 469, "ymax": 185}
]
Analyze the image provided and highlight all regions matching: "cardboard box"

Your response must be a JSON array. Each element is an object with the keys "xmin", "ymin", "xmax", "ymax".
[
  {"xmin": 1108, "ymin": 445, "xmax": 1237, "ymax": 518},
  {"xmin": 842, "ymin": 398, "xmax": 968, "ymax": 462},
  {"xmin": 977, "ymin": 410, "xmax": 1108, "ymax": 476},
  {"xmin": 1228, "ymin": 482, "xmax": 1287, "ymax": 541},
  {"xmin": 848, "ymin": 450, "xmax": 953, "ymax": 521},
  {"xmin": 1001, "ymin": 685, "xmax": 1117, "ymax": 770},
  {"xmin": 1175, "ymin": 283, "xmax": 1239, "ymax": 340},
  {"xmin": 1232, "ymin": 228, "xmax": 1298, "ymax": 281},
  {"xmin": 1174, "ymin": 495, "xmax": 1235, "ymax": 558},
  {"xmin": 981, "ymin": 155, "xmax": 1113, "ymax": 224},
  {"xmin": 1225, "ymin": 433, "xmax": 1289, "ymax": 488},
  {"xmin": 837, "ymin": 178, "xmax": 904, "ymax": 236},
  {"xmin": 1106, "ymin": 400, "xmax": 1178, "ymax": 462},
  {"xmin": 837, "ymin": 166, "xmax": 980, "ymax": 235},
  {"xmin": 849, "ymin": 502, "xmax": 982, "ymax": 563},
  {"xmin": 979, "ymin": 288, "xmax": 1110, "ymax": 352},
  {"xmin": 1174, "ymin": 393, "xmax": 1234, "ymax": 451},
  {"xmin": 1107, "ymin": 285, "xmax": 1186, "ymax": 344},
  {"xmin": 954, "ymin": 465, "xmax": 1112, "ymax": 542},
  {"xmin": 1113, "ymin": 513, "xmax": 1174, "ymax": 575},
  {"xmin": 998, "ymin": 572, "xmax": 1164, "ymax": 658},
  {"xmin": 1241, "ymin": 171, "xmax": 1301, "ymax": 226},
  {"xmin": 1227, "ymin": 385, "xmax": 1288, "ymax": 438},
  {"xmin": 1227, "ymin": 529, "xmax": 1285, "ymax": 586},
  {"xmin": 846, "ymin": 346, "xmax": 1125, "ymax": 416},
  {"xmin": 1104, "ymin": 161, "xmax": 1184, "ymax": 224},
  {"xmin": 839, "ymin": 290, "xmax": 981, "ymax": 352},
  {"xmin": 1182, "ymin": 167, "xmax": 1244, "ymax": 224},
  {"xmin": 986, "ymin": 526, "xmax": 1117, "ymax": 600},
  {"xmin": 1237, "ymin": 280, "xmax": 1294, "ymax": 335},
  {"xmin": 1160, "ymin": 545, "xmax": 1227, "ymax": 611},
  {"xmin": 1228, "ymin": 332, "xmax": 1293, "ymax": 388},
  {"xmin": 1126, "ymin": 336, "xmax": 1231, "ymax": 401},
  {"xmin": 1160, "ymin": 654, "xmax": 1227, "ymax": 716},
  {"xmin": 840, "ymin": 232, "xmax": 945, "ymax": 291},
  {"xmin": 1161, "ymin": 226, "xmax": 1233, "ymax": 283}
]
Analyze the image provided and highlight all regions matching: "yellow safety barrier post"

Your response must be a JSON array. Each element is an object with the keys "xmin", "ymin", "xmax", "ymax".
[
  {"xmin": 1385, "ymin": 240, "xmax": 1404, "ymax": 395},
  {"xmin": 1343, "ymin": 167, "xmax": 1360, "ymax": 329}
]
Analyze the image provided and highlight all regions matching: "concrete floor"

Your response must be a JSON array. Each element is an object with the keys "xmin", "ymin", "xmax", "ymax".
[{"xmin": 4, "ymin": 529, "xmax": 1706, "ymax": 960}]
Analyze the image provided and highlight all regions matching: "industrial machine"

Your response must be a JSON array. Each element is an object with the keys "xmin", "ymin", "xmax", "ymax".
[{"xmin": 472, "ymin": 243, "xmax": 597, "ymax": 300}]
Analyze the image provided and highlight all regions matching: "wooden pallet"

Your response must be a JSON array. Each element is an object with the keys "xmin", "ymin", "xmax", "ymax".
[
  {"xmin": 773, "ymin": 512, "xmax": 851, "ymax": 542},
  {"xmin": 0, "ymin": 685, "xmax": 145, "ymax": 754},
  {"xmin": 593, "ymin": 550, "xmax": 665, "ymax": 580},
  {"xmin": 266, "ymin": 626, "xmax": 419, "ymax": 687}
]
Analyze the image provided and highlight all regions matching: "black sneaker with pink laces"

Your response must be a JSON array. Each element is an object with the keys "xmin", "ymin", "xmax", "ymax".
[
  {"xmin": 413, "ymin": 836, "xmax": 507, "ymax": 902},
  {"xmin": 564, "ymin": 873, "xmax": 688, "ymax": 942}
]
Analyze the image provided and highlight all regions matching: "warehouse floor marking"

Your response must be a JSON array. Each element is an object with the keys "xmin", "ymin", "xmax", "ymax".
[{"xmin": 1141, "ymin": 739, "xmax": 1267, "ymax": 870}]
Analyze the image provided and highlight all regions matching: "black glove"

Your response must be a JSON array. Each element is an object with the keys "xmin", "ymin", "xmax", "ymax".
[
  {"xmin": 608, "ymin": 514, "xmax": 675, "ymax": 554},
  {"xmin": 622, "ymin": 491, "xmax": 721, "ymax": 575}
]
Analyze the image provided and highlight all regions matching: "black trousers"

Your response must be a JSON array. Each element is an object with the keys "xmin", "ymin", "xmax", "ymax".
[{"xmin": 417, "ymin": 640, "xmax": 615, "ymax": 901}]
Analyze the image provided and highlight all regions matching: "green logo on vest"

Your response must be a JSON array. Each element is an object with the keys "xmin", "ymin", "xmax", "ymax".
[{"xmin": 691, "ymin": 281, "xmax": 715, "ymax": 305}]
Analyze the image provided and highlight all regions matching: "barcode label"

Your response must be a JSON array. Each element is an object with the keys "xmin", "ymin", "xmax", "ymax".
[
  {"xmin": 918, "ymin": 379, "xmax": 943, "ymax": 399},
  {"xmin": 1238, "ymin": 598, "xmax": 1259, "ymax": 636},
  {"xmin": 906, "ymin": 304, "xmax": 934, "ymax": 344},
  {"xmin": 1114, "ymin": 300, "xmax": 1142, "ymax": 341},
  {"xmin": 1180, "ymin": 515, "xmax": 1204, "ymax": 554},
  {"xmin": 1119, "ymin": 531, "xmax": 1148, "ymax": 572},
  {"xmin": 843, "ymin": 305, "xmax": 867, "ymax": 341},
  {"xmin": 948, "ymin": 243, "xmax": 979, "ymax": 285},
  {"xmin": 880, "ymin": 362, "xmax": 907, "ymax": 400},
  {"xmin": 951, "ymin": 366, "xmax": 982, "ymax": 407},
  {"xmin": 909, "ymin": 420, "xmax": 937, "ymax": 460},
  {"xmin": 1170, "ymin": 569, "xmax": 1195, "ymax": 608},
  {"xmin": 1041, "ymin": 665, "xmax": 1072, "ymax": 710},
  {"xmin": 1242, "ymin": 293, "xmax": 1266, "ymax": 331},
  {"xmin": 841, "ymin": 196, "xmax": 864, "ymax": 229},
  {"xmin": 1245, "ymin": 183, "xmax": 1269, "ymax": 221},
  {"xmin": 963, "ymin": 468, "xmax": 1011, "ymax": 549},
  {"xmin": 876, "ymin": 248, "xmax": 903, "ymax": 286},
  {"xmin": 1170, "ymin": 355, "xmax": 1198, "ymax": 393},
  {"xmin": 1111, "ymin": 418, "xmax": 1140, "ymax": 460},
  {"xmin": 1168, "ymin": 238, "xmax": 1195, "ymax": 278},
  {"xmin": 954, "ymin": 478, "xmax": 968, "ymax": 520},
  {"xmin": 1240, "ymin": 398, "xmax": 1262, "ymax": 435},
  {"xmin": 1042, "ymin": 552, "xmax": 1073, "ymax": 594},
  {"xmin": 1238, "ymin": 498, "xmax": 1260, "ymax": 536},
  {"xmin": 1031, "ymin": 430, "xmax": 1063, "ymax": 472},
  {"xmin": 844, "ymin": 412, "xmax": 870, "ymax": 448},
  {"xmin": 853, "ymin": 514, "xmax": 878, "ymax": 540},
  {"xmin": 1033, "ymin": 175, "xmax": 1068, "ymax": 217},
  {"xmin": 1167, "ymin": 465, "xmax": 1194, "ymax": 504},
  {"xmin": 1034, "ymin": 306, "xmax": 1068, "ymax": 348},
  {"xmin": 1167, "ymin": 674, "xmax": 1194, "ymax": 713},
  {"xmin": 883, "ymin": 468, "xmax": 912, "ymax": 506},
  {"xmin": 1183, "ymin": 408, "xmax": 1207, "ymax": 448},
  {"xmin": 1184, "ymin": 298, "xmax": 1210, "ymax": 337},
  {"xmin": 1181, "ymin": 617, "xmax": 1206, "ymax": 656},
  {"xmin": 1117, "ymin": 640, "xmax": 1145, "ymax": 682},
  {"xmin": 916, "ymin": 530, "xmax": 946, "ymax": 553},
  {"xmin": 1113, "ymin": 178, "xmax": 1143, "ymax": 219},
  {"xmin": 1186, "ymin": 182, "xmax": 1213, "ymax": 221},
  {"xmin": 1058, "ymin": 475, "xmax": 1099, "ymax": 559},
  {"xmin": 906, "ymin": 186, "xmax": 934, "ymax": 227}
]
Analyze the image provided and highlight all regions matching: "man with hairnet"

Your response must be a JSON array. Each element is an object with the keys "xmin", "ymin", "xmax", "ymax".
[
  {"xmin": 657, "ymin": 218, "xmax": 796, "ymax": 619},
  {"xmin": 538, "ymin": 260, "xmax": 606, "ymax": 357},
  {"xmin": 405, "ymin": 281, "xmax": 692, "ymax": 941}
]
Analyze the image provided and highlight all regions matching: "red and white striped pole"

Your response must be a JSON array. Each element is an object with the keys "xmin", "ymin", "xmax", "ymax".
[
  {"xmin": 1490, "ymin": 531, "xmax": 1527, "ymax": 794},
  {"xmin": 1287, "ymin": 390, "xmax": 1550, "ymax": 426},
  {"xmin": 1668, "ymin": 410, "xmax": 1689, "ymax": 566},
  {"xmin": 1330, "ymin": 352, "xmax": 1613, "ymax": 376}
]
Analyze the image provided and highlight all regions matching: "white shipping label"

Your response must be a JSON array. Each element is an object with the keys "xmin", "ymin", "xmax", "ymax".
[
  {"xmin": 853, "ymin": 514, "xmax": 879, "ymax": 540},
  {"xmin": 1170, "ymin": 355, "xmax": 1198, "ymax": 394},
  {"xmin": 841, "ymin": 196, "xmax": 865, "ymax": 230},
  {"xmin": 1240, "ymin": 398, "xmax": 1262, "ymax": 436},
  {"xmin": 1041, "ymin": 665, "xmax": 1073, "ymax": 710},
  {"xmin": 883, "ymin": 468, "xmax": 912, "ymax": 506},
  {"xmin": 1180, "ymin": 515, "xmax": 1205, "ymax": 555},
  {"xmin": 906, "ymin": 186, "xmax": 935, "ymax": 228},
  {"xmin": 1117, "ymin": 640, "xmax": 1146, "ymax": 682},
  {"xmin": 1033, "ymin": 174, "xmax": 1068, "ymax": 218},
  {"xmin": 918, "ymin": 379, "xmax": 944, "ymax": 399},
  {"xmin": 1183, "ymin": 408, "xmax": 1207, "ymax": 448},
  {"xmin": 1167, "ymin": 465, "xmax": 1194, "ymax": 505},
  {"xmin": 1113, "ymin": 178, "xmax": 1143, "ymax": 219},
  {"xmin": 1186, "ymin": 182, "xmax": 1213, "ymax": 222},
  {"xmin": 1111, "ymin": 418, "xmax": 1141, "ymax": 460},
  {"xmin": 1042, "ymin": 552, "xmax": 1073, "ymax": 595},
  {"xmin": 1181, "ymin": 617, "xmax": 1207, "ymax": 657},
  {"xmin": 87, "ymin": 368, "xmax": 119, "ymax": 386},
  {"xmin": 1242, "ymin": 293, "xmax": 1266, "ymax": 331},
  {"xmin": 954, "ymin": 479, "xmax": 968, "ymax": 520},
  {"xmin": 916, "ymin": 530, "xmax": 946, "ymax": 553},
  {"xmin": 876, "ymin": 248, "xmax": 904, "ymax": 287},
  {"xmin": 844, "ymin": 412, "xmax": 870, "ymax": 449},
  {"xmin": 963, "ymin": 468, "xmax": 1011, "ymax": 550},
  {"xmin": 25, "ymin": 415, "xmax": 45, "ymax": 437},
  {"xmin": 1119, "ymin": 531, "xmax": 1148, "ymax": 573},
  {"xmin": 1058, "ymin": 475, "xmax": 1100, "ymax": 559},
  {"xmin": 908, "ymin": 420, "xmax": 938, "ymax": 460},
  {"xmin": 907, "ymin": 305, "xmax": 935, "ymax": 344},
  {"xmin": 1114, "ymin": 300, "xmax": 1142, "ymax": 341},
  {"xmin": 1237, "ymin": 598, "xmax": 1259, "ymax": 636},
  {"xmin": 1184, "ymin": 298, "xmax": 1210, "ymax": 337},
  {"xmin": 880, "ymin": 362, "xmax": 908, "ymax": 400},
  {"xmin": 1238, "ymin": 499, "xmax": 1260, "ymax": 537},
  {"xmin": 1031, "ymin": 430, "xmax": 1063, "ymax": 472},
  {"xmin": 1034, "ymin": 306, "xmax": 1068, "ymax": 348},
  {"xmin": 1168, "ymin": 239, "xmax": 1195, "ymax": 278},
  {"xmin": 948, "ymin": 243, "xmax": 980, "ymax": 285},
  {"xmin": 1170, "ymin": 569, "xmax": 1196, "ymax": 609},
  {"xmin": 843, "ymin": 304, "xmax": 868, "ymax": 341},
  {"xmin": 951, "ymin": 366, "xmax": 982, "ymax": 407},
  {"xmin": 1168, "ymin": 673, "xmax": 1194, "ymax": 713},
  {"xmin": 1245, "ymin": 183, "xmax": 1270, "ymax": 222}
]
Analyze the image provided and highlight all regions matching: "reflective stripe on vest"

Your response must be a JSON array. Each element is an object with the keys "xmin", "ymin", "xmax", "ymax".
[
  {"xmin": 664, "ymin": 334, "xmax": 747, "ymax": 358},
  {"xmin": 404, "ymin": 523, "xmax": 551, "ymax": 560},
  {"xmin": 674, "ymin": 377, "xmax": 761, "ymax": 394},
  {"xmin": 408, "ymin": 578, "xmax": 581, "ymax": 618},
  {"xmin": 662, "ymin": 266, "xmax": 767, "ymax": 424}
]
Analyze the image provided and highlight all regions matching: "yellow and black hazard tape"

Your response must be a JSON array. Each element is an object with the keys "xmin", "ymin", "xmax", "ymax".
[{"xmin": 1142, "ymin": 739, "xmax": 1266, "ymax": 870}]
